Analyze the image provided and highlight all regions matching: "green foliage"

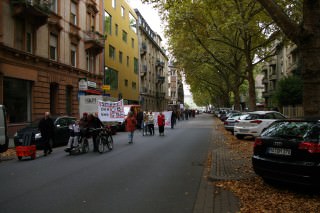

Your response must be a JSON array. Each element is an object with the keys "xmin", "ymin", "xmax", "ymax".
[{"xmin": 273, "ymin": 75, "xmax": 303, "ymax": 106}]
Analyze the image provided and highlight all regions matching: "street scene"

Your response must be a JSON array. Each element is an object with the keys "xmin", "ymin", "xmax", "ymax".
[{"xmin": 1, "ymin": 1, "xmax": 320, "ymax": 213}]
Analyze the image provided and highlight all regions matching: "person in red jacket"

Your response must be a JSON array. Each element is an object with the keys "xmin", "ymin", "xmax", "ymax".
[
  {"xmin": 125, "ymin": 111, "xmax": 137, "ymax": 144},
  {"xmin": 157, "ymin": 112, "xmax": 165, "ymax": 136}
]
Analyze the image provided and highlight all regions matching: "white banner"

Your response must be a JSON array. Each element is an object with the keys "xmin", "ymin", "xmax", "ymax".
[{"xmin": 98, "ymin": 99, "xmax": 125, "ymax": 122}]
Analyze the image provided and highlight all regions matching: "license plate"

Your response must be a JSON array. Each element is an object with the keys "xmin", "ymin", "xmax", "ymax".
[
  {"xmin": 239, "ymin": 129, "xmax": 249, "ymax": 133},
  {"xmin": 267, "ymin": 147, "xmax": 291, "ymax": 156}
]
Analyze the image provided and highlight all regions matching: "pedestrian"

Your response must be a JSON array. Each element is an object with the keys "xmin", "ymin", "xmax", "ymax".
[
  {"xmin": 136, "ymin": 109, "xmax": 144, "ymax": 130},
  {"xmin": 125, "ymin": 111, "xmax": 137, "ymax": 143},
  {"xmin": 147, "ymin": 111, "xmax": 155, "ymax": 135},
  {"xmin": 38, "ymin": 112, "xmax": 54, "ymax": 156},
  {"xmin": 157, "ymin": 111, "xmax": 165, "ymax": 136},
  {"xmin": 171, "ymin": 110, "xmax": 177, "ymax": 129},
  {"xmin": 87, "ymin": 113, "xmax": 104, "ymax": 152},
  {"xmin": 142, "ymin": 111, "xmax": 148, "ymax": 136}
]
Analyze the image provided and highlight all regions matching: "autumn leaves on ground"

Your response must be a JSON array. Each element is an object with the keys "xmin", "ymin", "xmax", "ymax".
[{"xmin": 215, "ymin": 122, "xmax": 320, "ymax": 213}]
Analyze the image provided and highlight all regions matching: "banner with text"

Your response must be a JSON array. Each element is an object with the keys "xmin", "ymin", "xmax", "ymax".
[{"xmin": 98, "ymin": 99, "xmax": 125, "ymax": 122}]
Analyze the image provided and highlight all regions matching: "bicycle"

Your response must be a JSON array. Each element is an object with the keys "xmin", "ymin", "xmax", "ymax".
[{"xmin": 96, "ymin": 126, "xmax": 114, "ymax": 153}]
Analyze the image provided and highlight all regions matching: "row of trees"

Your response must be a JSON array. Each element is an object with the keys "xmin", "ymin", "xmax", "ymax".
[{"xmin": 143, "ymin": 0, "xmax": 319, "ymax": 117}]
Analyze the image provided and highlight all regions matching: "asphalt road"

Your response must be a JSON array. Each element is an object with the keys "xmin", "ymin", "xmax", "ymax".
[{"xmin": 0, "ymin": 113, "xmax": 213, "ymax": 213}]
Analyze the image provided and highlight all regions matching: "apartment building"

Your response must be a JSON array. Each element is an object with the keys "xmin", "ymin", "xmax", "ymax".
[
  {"xmin": 0, "ymin": 0, "xmax": 105, "ymax": 136},
  {"xmin": 104, "ymin": 0, "xmax": 139, "ymax": 104},
  {"xmin": 168, "ymin": 62, "xmax": 184, "ymax": 110},
  {"xmin": 135, "ymin": 9, "xmax": 169, "ymax": 112},
  {"xmin": 261, "ymin": 42, "xmax": 300, "ymax": 108}
]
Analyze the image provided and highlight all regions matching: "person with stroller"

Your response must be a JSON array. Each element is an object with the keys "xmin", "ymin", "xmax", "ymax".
[{"xmin": 157, "ymin": 111, "xmax": 165, "ymax": 136}]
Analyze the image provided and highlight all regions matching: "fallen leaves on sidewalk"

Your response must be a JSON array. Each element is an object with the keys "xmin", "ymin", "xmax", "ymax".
[{"xmin": 214, "ymin": 121, "xmax": 320, "ymax": 213}]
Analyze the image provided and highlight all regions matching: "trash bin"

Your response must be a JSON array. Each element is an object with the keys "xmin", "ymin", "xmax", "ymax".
[{"xmin": 15, "ymin": 132, "xmax": 36, "ymax": 160}]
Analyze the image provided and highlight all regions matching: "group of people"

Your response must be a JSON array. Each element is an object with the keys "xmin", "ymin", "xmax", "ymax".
[{"xmin": 37, "ymin": 109, "xmax": 179, "ymax": 155}]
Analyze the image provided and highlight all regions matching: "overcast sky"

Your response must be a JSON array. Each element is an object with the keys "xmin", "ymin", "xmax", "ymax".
[{"xmin": 127, "ymin": 0, "xmax": 165, "ymax": 42}]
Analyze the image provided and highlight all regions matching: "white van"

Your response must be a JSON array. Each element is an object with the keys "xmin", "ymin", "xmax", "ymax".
[{"xmin": 0, "ymin": 105, "xmax": 9, "ymax": 153}]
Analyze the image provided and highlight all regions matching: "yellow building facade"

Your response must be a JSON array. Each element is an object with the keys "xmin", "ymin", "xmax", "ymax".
[{"xmin": 104, "ymin": 0, "xmax": 139, "ymax": 104}]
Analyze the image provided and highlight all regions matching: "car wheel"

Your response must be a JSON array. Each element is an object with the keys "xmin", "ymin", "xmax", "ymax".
[{"xmin": 236, "ymin": 135, "xmax": 245, "ymax": 139}]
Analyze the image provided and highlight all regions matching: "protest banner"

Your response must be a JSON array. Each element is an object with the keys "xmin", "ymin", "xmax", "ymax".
[{"xmin": 97, "ymin": 99, "xmax": 125, "ymax": 122}]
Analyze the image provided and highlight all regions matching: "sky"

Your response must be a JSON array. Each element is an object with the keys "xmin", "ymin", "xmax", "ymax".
[{"xmin": 127, "ymin": 0, "xmax": 166, "ymax": 43}]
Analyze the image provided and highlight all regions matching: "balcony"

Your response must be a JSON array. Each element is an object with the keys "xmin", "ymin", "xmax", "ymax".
[
  {"xmin": 262, "ymin": 78, "xmax": 268, "ymax": 84},
  {"xmin": 84, "ymin": 31, "xmax": 105, "ymax": 55},
  {"xmin": 140, "ymin": 65, "xmax": 147, "ymax": 76},
  {"xmin": 140, "ymin": 43, "xmax": 147, "ymax": 55},
  {"xmin": 140, "ymin": 87, "xmax": 148, "ymax": 94},
  {"xmin": 10, "ymin": 0, "xmax": 50, "ymax": 28},
  {"xmin": 156, "ymin": 59, "xmax": 164, "ymax": 68},
  {"xmin": 157, "ymin": 75, "xmax": 165, "ymax": 84}
]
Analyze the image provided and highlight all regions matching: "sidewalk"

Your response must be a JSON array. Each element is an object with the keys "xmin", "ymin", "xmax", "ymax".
[{"xmin": 194, "ymin": 120, "xmax": 254, "ymax": 213}]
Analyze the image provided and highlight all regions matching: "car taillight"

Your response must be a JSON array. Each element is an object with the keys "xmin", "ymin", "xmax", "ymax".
[
  {"xmin": 224, "ymin": 121, "xmax": 228, "ymax": 125},
  {"xmin": 254, "ymin": 137, "xmax": 263, "ymax": 148},
  {"xmin": 250, "ymin": 120, "xmax": 262, "ymax": 124},
  {"xmin": 298, "ymin": 142, "xmax": 320, "ymax": 153}
]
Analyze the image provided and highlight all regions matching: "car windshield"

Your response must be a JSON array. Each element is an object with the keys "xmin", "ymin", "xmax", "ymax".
[{"xmin": 261, "ymin": 121, "xmax": 318, "ymax": 139}]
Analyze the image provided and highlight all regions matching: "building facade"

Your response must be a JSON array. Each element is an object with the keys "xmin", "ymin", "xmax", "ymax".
[
  {"xmin": 261, "ymin": 42, "xmax": 300, "ymax": 108},
  {"xmin": 168, "ymin": 62, "xmax": 184, "ymax": 110},
  {"xmin": 104, "ymin": 0, "xmax": 139, "ymax": 104},
  {"xmin": 0, "ymin": 0, "xmax": 105, "ymax": 136},
  {"xmin": 135, "ymin": 9, "xmax": 169, "ymax": 112}
]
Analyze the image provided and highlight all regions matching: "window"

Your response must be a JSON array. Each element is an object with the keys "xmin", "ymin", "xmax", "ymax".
[
  {"xmin": 109, "ymin": 45, "xmax": 115, "ymax": 60},
  {"xmin": 121, "ymin": 6, "xmax": 125, "ymax": 17},
  {"xmin": 112, "ymin": 0, "xmax": 116, "ymax": 8},
  {"xmin": 15, "ymin": 19, "xmax": 23, "ymax": 50},
  {"xmin": 4, "ymin": 78, "xmax": 31, "ymax": 123},
  {"xmin": 66, "ymin": 86, "xmax": 73, "ymax": 116},
  {"xmin": 71, "ymin": 43, "xmax": 77, "ymax": 67},
  {"xmin": 129, "ymin": 12, "xmax": 137, "ymax": 33},
  {"xmin": 26, "ymin": 32, "xmax": 32, "ymax": 53},
  {"xmin": 87, "ymin": 12, "xmax": 95, "ymax": 31},
  {"xmin": 134, "ymin": 58, "xmax": 138, "ymax": 74},
  {"xmin": 105, "ymin": 67, "xmax": 119, "ymax": 90},
  {"xmin": 115, "ymin": 24, "xmax": 118, "ymax": 36},
  {"xmin": 125, "ymin": 79, "xmax": 128, "ymax": 87},
  {"xmin": 131, "ymin": 38, "xmax": 134, "ymax": 48},
  {"xmin": 50, "ymin": 83, "xmax": 59, "ymax": 115},
  {"xmin": 119, "ymin": 51, "xmax": 123, "ymax": 63},
  {"xmin": 50, "ymin": 33, "xmax": 58, "ymax": 61},
  {"xmin": 132, "ymin": 82, "xmax": 137, "ymax": 90},
  {"xmin": 105, "ymin": 11, "xmax": 112, "ymax": 35},
  {"xmin": 70, "ymin": 1, "xmax": 77, "ymax": 25},
  {"xmin": 126, "ymin": 56, "xmax": 129, "ymax": 66},
  {"xmin": 86, "ymin": 51, "xmax": 96, "ymax": 72},
  {"xmin": 122, "ymin": 30, "xmax": 127, "ymax": 42},
  {"xmin": 50, "ymin": 0, "xmax": 57, "ymax": 13}
]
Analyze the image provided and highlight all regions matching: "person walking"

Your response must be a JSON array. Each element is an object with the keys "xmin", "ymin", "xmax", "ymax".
[
  {"xmin": 38, "ymin": 112, "xmax": 54, "ymax": 156},
  {"xmin": 171, "ymin": 110, "xmax": 177, "ymax": 129},
  {"xmin": 125, "ymin": 111, "xmax": 137, "ymax": 143},
  {"xmin": 136, "ymin": 109, "xmax": 144, "ymax": 130},
  {"xmin": 157, "ymin": 112, "xmax": 165, "ymax": 136},
  {"xmin": 147, "ymin": 111, "xmax": 155, "ymax": 136}
]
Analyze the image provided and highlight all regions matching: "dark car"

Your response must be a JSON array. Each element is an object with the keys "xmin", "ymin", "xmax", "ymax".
[
  {"xmin": 252, "ymin": 119, "xmax": 320, "ymax": 187},
  {"xmin": 14, "ymin": 116, "xmax": 76, "ymax": 149}
]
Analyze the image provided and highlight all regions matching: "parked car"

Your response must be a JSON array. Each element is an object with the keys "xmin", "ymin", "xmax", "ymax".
[
  {"xmin": 252, "ymin": 118, "xmax": 320, "ymax": 186},
  {"xmin": 220, "ymin": 111, "xmax": 242, "ymax": 122},
  {"xmin": 14, "ymin": 116, "xmax": 76, "ymax": 149},
  {"xmin": 233, "ymin": 111, "xmax": 286, "ymax": 139},
  {"xmin": 224, "ymin": 113, "xmax": 248, "ymax": 133}
]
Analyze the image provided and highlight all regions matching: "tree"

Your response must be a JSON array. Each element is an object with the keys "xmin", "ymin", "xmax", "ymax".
[
  {"xmin": 253, "ymin": 0, "xmax": 319, "ymax": 116},
  {"xmin": 273, "ymin": 75, "xmax": 303, "ymax": 107}
]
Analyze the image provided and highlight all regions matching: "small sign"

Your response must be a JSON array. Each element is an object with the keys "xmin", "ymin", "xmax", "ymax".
[
  {"xmin": 78, "ymin": 78, "xmax": 87, "ymax": 91},
  {"xmin": 87, "ymin": 81, "xmax": 97, "ymax": 88},
  {"xmin": 102, "ymin": 85, "xmax": 111, "ymax": 91}
]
